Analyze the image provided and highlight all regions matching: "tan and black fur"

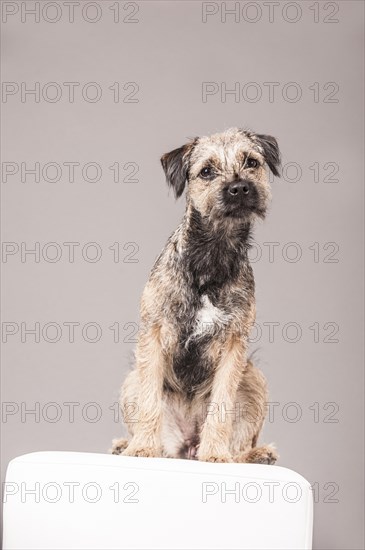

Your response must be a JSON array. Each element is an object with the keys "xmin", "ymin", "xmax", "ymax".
[{"xmin": 111, "ymin": 128, "xmax": 281, "ymax": 463}]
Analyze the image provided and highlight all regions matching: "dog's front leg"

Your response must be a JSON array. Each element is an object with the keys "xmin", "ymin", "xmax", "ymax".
[
  {"xmin": 198, "ymin": 333, "xmax": 246, "ymax": 463},
  {"xmin": 122, "ymin": 323, "xmax": 164, "ymax": 458}
]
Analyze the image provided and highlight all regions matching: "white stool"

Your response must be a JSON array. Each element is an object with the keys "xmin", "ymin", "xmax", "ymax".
[{"xmin": 2, "ymin": 451, "xmax": 313, "ymax": 549}]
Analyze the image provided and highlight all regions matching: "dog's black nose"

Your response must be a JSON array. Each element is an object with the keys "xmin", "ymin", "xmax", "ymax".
[{"xmin": 227, "ymin": 180, "xmax": 250, "ymax": 197}]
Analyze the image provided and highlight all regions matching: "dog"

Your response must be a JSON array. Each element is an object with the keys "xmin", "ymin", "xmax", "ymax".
[{"xmin": 111, "ymin": 127, "xmax": 280, "ymax": 463}]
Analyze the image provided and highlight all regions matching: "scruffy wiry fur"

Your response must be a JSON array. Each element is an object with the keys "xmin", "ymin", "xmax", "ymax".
[{"xmin": 111, "ymin": 128, "xmax": 281, "ymax": 463}]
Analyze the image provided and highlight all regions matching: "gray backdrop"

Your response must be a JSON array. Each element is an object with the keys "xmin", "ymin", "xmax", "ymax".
[{"xmin": 1, "ymin": 1, "xmax": 364, "ymax": 548}]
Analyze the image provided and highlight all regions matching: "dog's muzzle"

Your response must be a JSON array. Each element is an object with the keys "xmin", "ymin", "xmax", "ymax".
[
  {"xmin": 223, "ymin": 179, "xmax": 262, "ymax": 217},
  {"xmin": 227, "ymin": 180, "xmax": 251, "ymax": 197}
]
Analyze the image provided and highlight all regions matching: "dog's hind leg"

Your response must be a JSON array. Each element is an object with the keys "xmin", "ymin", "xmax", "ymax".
[
  {"xmin": 109, "ymin": 369, "xmax": 139, "ymax": 455},
  {"xmin": 121, "ymin": 323, "xmax": 166, "ymax": 458}
]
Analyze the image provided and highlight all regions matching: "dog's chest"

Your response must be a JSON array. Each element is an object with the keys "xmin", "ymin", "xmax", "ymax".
[
  {"xmin": 170, "ymin": 294, "xmax": 230, "ymax": 395},
  {"xmin": 190, "ymin": 294, "xmax": 230, "ymax": 338}
]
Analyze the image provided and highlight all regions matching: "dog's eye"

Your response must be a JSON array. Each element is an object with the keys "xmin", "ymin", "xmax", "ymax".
[
  {"xmin": 245, "ymin": 157, "xmax": 259, "ymax": 169},
  {"xmin": 199, "ymin": 166, "xmax": 214, "ymax": 179}
]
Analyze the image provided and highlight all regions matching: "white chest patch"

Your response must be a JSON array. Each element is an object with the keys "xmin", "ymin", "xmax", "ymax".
[{"xmin": 191, "ymin": 295, "xmax": 230, "ymax": 339}]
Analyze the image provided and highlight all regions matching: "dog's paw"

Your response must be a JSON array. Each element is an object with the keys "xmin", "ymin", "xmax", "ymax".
[
  {"xmin": 243, "ymin": 444, "xmax": 278, "ymax": 465},
  {"xmin": 199, "ymin": 454, "xmax": 233, "ymax": 463},
  {"xmin": 198, "ymin": 446, "xmax": 233, "ymax": 463},
  {"xmin": 110, "ymin": 438, "xmax": 129, "ymax": 455},
  {"xmin": 122, "ymin": 445, "xmax": 161, "ymax": 458}
]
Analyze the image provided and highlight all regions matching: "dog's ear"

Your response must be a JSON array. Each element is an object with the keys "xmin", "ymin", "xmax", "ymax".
[
  {"xmin": 255, "ymin": 134, "xmax": 281, "ymax": 177},
  {"xmin": 160, "ymin": 140, "xmax": 196, "ymax": 198}
]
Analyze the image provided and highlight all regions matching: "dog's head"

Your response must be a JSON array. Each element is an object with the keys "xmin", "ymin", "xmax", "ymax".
[{"xmin": 161, "ymin": 128, "xmax": 280, "ymax": 222}]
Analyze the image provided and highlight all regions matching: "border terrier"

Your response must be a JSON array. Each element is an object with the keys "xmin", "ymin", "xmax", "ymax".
[{"xmin": 111, "ymin": 128, "xmax": 280, "ymax": 464}]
